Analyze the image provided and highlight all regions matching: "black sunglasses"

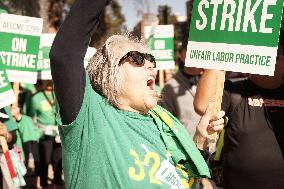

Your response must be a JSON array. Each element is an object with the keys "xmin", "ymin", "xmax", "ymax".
[{"xmin": 119, "ymin": 51, "xmax": 156, "ymax": 68}]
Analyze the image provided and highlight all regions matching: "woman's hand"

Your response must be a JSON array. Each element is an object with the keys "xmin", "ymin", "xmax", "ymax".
[
  {"xmin": 0, "ymin": 121, "xmax": 11, "ymax": 143},
  {"xmin": 194, "ymin": 103, "xmax": 225, "ymax": 149}
]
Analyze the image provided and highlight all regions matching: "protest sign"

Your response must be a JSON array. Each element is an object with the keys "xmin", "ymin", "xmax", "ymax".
[
  {"xmin": 144, "ymin": 25, "xmax": 175, "ymax": 70},
  {"xmin": 38, "ymin": 34, "xmax": 96, "ymax": 80},
  {"xmin": 0, "ymin": 13, "xmax": 43, "ymax": 83},
  {"xmin": 185, "ymin": 0, "xmax": 283, "ymax": 76},
  {"xmin": 0, "ymin": 69, "xmax": 16, "ymax": 109},
  {"xmin": 38, "ymin": 33, "xmax": 56, "ymax": 80}
]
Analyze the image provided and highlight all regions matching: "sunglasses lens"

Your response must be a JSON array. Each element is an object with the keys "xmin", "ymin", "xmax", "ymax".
[
  {"xmin": 145, "ymin": 54, "xmax": 156, "ymax": 68},
  {"xmin": 144, "ymin": 54, "xmax": 154, "ymax": 62},
  {"xmin": 131, "ymin": 52, "xmax": 144, "ymax": 65},
  {"xmin": 119, "ymin": 51, "xmax": 156, "ymax": 67}
]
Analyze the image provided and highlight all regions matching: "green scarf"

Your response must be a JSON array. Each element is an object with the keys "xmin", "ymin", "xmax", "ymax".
[{"xmin": 149, "ymin": 105, "xmax": 210, "ymax": 178}]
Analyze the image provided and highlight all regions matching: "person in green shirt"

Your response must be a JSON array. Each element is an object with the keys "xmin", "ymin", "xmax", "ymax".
[
  {"xmin": 27, "ymin": 80, "xmax": 63, "ymax": 187},
  {"xmin": 10, "ymin": 104, "xmax": 41, "ymax": 188},
  {"xmin": 19, "ymin": 83, "xmax": 37, "ymax": 115},
  {"xmin": 49, "ymin": 0, "xmax": 225, "ymax": 188}
]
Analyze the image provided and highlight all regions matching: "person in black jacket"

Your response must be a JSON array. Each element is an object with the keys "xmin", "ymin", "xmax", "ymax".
[{"xmin": 194, "ymin": 42, "xmax": 284, "ymax": 188}]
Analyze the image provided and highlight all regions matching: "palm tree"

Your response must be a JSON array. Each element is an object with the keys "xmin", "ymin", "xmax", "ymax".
[
  {"xmin": 131, "ymin": 0, "xmax": 154, "ymax": 16},
  {"xmin": 90, "ymin": 0, "xmax": 126, "ymax": 47}
]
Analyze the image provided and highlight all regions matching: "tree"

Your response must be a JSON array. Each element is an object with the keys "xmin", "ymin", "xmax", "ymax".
[
  {"xmin": 90, "ymin": 0, "xmax": 125, "ymax": 48},
  {"xmin": 186, "ymin": 0, "xmax": 194, "ymax": 28},
  {"xmin": 0, "ymin": 0, "xmax": 40, "ymax": 17},
  {"xmin": 39, "ymin": 0, "xmax": 49, "ymax": 32},
  {"xmin": 57, "ymin": 0, "xmax": 126, "ymax": 48},
  {"xmin": 131, "ymin": 0, "xmax": 153, "ymax": 16},
  {"xmin": 1, "ymin": 0, "xmax": 125, "ymax": 46}
]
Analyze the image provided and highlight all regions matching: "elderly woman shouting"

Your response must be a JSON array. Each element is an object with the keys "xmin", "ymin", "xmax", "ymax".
[{"xmin": 49, "ymin": 0, "xmax": 224, "ymax": 188}]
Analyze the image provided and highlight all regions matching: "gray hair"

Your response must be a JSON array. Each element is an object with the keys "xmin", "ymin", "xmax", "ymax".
[{"xmin": 86, "ymin": 33, "xmax": 144, "ymax": 107}]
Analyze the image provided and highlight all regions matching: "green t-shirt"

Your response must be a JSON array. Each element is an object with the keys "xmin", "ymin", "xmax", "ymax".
[
  {"xmin": 0, "ymin": 107, "xmax": 17, "ymax": 132},
  {"xmin": 57, "ymin": 74, "xmax": 207, "ymax": 189},
  {"xmin": 21, "ymin": 83, "xmax": 37, "ymax": 114},
  {"xmin": 17, "ymin": 115, "xmax": 41, "ymax": 143},
  {"xmin": 28, "ymin": 91, "xmax": 56, "ymax": 125}
]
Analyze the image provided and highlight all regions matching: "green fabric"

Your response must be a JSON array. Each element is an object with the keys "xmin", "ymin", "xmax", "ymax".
[
  {"xmin": 57, "ymin": 73, "xmax": 204, "ymax": 189},
  {"xmin": 0, "ymin": 8, "xmax": 8, "ymax": 14},
  {"xmin": 15, "ymin": 115, "xmax": 42, "ymax": 161},
  {"xmin": 28, "ymin": 92, "xmax": 56, "ymax": 125},
  {"xmin": 155, "ymin": 84, "xmax": 161, "ymax": 95},
  {"xmin": 214, "ymin": 129, "xmax": 225, "ymax": 161},
  {"xmin": 21, "ymin": 83, "xmax": 36, "ymax": 94},
  {"xmin": 17, "ymin": 115, "xmax": 41, "ymax": 143},
  {"xmin": 21, "ymin": 84, "xmax": 37, "ymax": 114},
  {"xmin": 0, "ymin": 107, "xmax": 17, "ymax": 132},
  {"xmin": 213, "ymin": 116, "xmax": 228, "ymax": 161},
  {"xmin": 149, "ymin": 106, "xmax": 210, "ymax": 178}
]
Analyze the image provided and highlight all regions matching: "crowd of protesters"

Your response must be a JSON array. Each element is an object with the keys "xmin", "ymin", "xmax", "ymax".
[{"xmin": 0, "ymin": 80, "xmax": 63, "ymax": 189}]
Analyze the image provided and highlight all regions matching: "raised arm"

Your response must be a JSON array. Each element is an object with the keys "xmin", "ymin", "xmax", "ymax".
[
  {"xmin": 194, "ymin": 70, "xmax": 224, "ymax": 115},
  {"xmin": 49, "ymin": 0, "xmax": 108, "ymax": 124}
]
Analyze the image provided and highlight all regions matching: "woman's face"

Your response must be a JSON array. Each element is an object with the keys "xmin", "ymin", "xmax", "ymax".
[
  {"xmin": 10, "ymin": 105, "xmax": 20, "ymax": 120},
  {"xmin": 117, "ymin": 46, "xmax": 158, "ymax": 114}
]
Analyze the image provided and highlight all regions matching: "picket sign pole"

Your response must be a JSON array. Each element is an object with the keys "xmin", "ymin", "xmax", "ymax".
[
  {"xmin": 13, "ymin": 83, "xmax": 20, "ymax": 106},
  {"xmin": 159, "ymin": 70, "xmax": 165, "ymax": 89},
  {"xmin": 207, "ymin": 71, "xmax": 225, "ymax": 153},
  {"xmin": 0, "ymin": 136, "xmax": 16, "ymax": 180}
]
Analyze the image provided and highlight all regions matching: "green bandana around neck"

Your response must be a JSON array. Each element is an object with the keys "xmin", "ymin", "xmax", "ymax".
[{"xmin": 149, "ymin": 105, "xmax": 210, "ymax": 178}]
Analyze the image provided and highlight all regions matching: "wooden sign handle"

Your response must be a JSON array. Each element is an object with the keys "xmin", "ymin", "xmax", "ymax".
[
  {"xmin": 13, "ymin": 83, "xmax": 20, "ymax": 106},
  {"xmin": 159, "ymin": 70, "xmax": 165, "ymax": 89},
  {"xmin": 0, "ymin": 136, "xmax": 16, "ymax": 179},
  {"xmin": 207, "ymin": 71, "xmax": 225, "ymax": 153},
  {"xmin": 0, "ymin": 136, "xmax": 8, "ymax": 152}
]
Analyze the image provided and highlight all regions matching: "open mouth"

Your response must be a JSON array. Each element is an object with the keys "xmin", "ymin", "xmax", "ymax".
[{"xmin": 147, "ymin": 76, "xmax": 156, "ymax": 91}]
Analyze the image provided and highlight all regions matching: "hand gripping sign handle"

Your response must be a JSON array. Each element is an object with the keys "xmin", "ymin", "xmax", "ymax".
[
  {"xmin": 207, "ymin": 71, "xmax": 225, "ymax": 154},
  {"xmin": 0, "ymin": 136, "xmax": 16, "ymax": 179}
]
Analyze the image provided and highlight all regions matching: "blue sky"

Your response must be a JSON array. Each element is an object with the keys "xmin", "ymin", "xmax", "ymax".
[{"xmin": 119, "ymin": 0, "xmax": 189, "ymax": 30}]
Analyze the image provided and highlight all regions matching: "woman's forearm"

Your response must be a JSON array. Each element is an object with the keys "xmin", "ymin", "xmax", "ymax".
[{"xmin": 49, "ymin": 0, "xmax": 107, "ymax": 124}]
